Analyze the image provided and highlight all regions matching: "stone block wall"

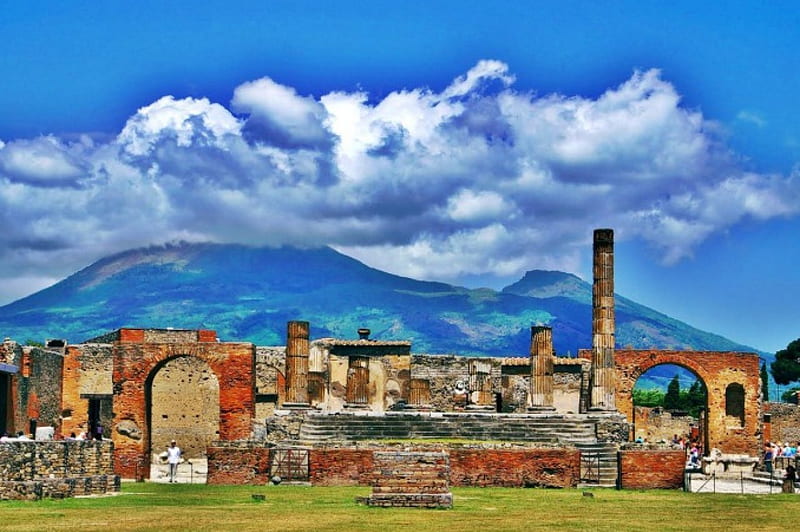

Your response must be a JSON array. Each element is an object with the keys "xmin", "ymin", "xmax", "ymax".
[
  {"xmin": 13, "ymin": 347, "xmax": 64, "ymax": 434},
  {"xmin": 765, "ymin": 402, "xmax": 800, "ymax": 445},
  {"xmin": 0, "ymin": 440, "xmax": 119, "ymax": 500},
  {"xmin": 618, "ymin": 449, "xmax": 685, "ymax": 489},
  {"xmin": 634, "ymin": 406, "xmax": 695, "ymax": 443}
]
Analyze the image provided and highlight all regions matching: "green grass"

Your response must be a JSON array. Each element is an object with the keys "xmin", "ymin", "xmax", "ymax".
[{"xmin": 1, "ymin": 484, "xmax": 798, "ymax": 531}]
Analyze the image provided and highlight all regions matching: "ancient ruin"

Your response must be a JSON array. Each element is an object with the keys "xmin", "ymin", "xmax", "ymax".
[{"xmin": 0, "ymin": 228, "xmax": 775, "ymax": 492}]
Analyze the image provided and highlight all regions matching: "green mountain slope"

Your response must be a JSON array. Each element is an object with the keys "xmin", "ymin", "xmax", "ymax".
[{"xmin": 0, "ymin": 243, "xmax": 761, "ymax": 359}]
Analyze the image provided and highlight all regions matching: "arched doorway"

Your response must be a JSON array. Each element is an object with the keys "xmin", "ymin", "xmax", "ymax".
[
  {"xmin": 146, "ymin": 356, "xmax": 220, "ymax": 461},
  {"xmin": 632, "ymin": 364, "xmax": 708, "ymax": 449},
  {"xmin": 615, "ymin": 349, "xmax": 761, "ymax": 455}
]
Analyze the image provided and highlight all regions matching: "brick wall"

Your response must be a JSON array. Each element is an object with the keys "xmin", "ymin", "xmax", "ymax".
[
  {"xmin": 309, "ymin": 448, "xmax": 375, "ymax": 486},
  {"xmin": 449, "ymin": 448, "xmax": 580, "ymax": 488},
  {"xmin": 206, "ymin": 445, "xmax": 272, "ymax": 485},
  {"xmin": 614, "ymin": 350, "xmax": 761, "ymax": 455},
  {"xmin": 208, "ymin": 445, "xmax": 580, "ymax": 488},
  {"xmin": 618, "ymin": 449, "xmax": 685, "ymax": 489}
]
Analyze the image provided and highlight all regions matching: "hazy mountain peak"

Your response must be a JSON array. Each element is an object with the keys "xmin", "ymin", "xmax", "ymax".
[{"xmin": 502, "ymin": 270, "xmax": 590, "ymax": 302}]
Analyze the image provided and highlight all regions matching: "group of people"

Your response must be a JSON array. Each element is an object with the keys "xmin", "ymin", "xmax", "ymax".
[
  {"xmin": 763, "ymin": 440, "xmax": 798, "ymax": 493},
  {"xmin": 0, "ymin": 431, "xmax": 32, "ymax": 441}
]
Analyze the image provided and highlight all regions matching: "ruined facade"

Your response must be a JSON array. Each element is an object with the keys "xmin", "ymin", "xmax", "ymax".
[{"xmin": 0, "ymin": 228, "xmax": 768, "ymax": 482}]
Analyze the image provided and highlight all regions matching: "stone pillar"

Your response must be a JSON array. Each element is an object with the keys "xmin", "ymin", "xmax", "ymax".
[
  {"xmin": 529, "ymin": 326, "xmax": 555, "ymax": 411},
  {"xmin": 590, "ymin": 228, "xmax": 616, "ymax": 411},
  {"xmin": 284, "ymin": 321, "xmax": 310, "ymax": 407}
]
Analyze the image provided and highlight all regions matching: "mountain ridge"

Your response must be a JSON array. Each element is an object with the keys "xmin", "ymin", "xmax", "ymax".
[{"xmin": 0, "ymin": 242, "xmax": 764, "ymax": 359}]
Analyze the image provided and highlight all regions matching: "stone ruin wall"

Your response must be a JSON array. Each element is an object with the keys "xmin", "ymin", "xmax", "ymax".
[
  {"xmin": 765, "ymin": 402, "xmax": 800, "ymax": 445},
  {"xmin": 255, "ymin": 346, "xmax": 286, "ymax": 418},
  {"xmin": 410, "ymin": 355, "xmax": 501, "ymax": 410},
  {"xmin": 0, "ymin": 440, "xmax": 118, "ymax": 500},
  {"xmin": 61, "ymin": 344, "xmax": 113, "ymax": 439},
  {"xmin": 13, "ymin": 346, "xmax": 64, "ymax": 435},
  {"xmin": 633, "ymin": 406, "xmax": 696, "ymax": 443}
]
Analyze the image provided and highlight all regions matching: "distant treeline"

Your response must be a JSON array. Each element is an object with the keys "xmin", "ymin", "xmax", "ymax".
[{"xmin": 633, "ymin": 376, "xmax": 706, "ymax": 418}]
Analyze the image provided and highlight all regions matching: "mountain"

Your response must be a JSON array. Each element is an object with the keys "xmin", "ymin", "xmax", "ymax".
[{"xmin": 0, "ymin": 243, "xmax": 762, "ymax": 359}]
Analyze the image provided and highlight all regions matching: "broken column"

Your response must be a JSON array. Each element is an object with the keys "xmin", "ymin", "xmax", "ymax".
[
  {"xmin": 529, "ymin": 326, "xmax": 554, "ymax": 411},
  {"xmin": 284, "ymin": 320, "xmax": 310, "ymax": 407},
  {"xmin": 590, "ymin": 228, "xmax": 616, "ymax": 411}
]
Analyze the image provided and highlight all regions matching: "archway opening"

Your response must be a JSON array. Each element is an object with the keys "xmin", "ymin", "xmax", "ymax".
[
  {"xmin": 146, "ymin": 356, "xmax": 220, "ymax": 463},
  {"xmin": 632, "ymin": 364, "xmax": 707, "ymax": 448}
]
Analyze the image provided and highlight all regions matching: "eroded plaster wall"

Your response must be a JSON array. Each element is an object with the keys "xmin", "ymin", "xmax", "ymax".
[{"xmin": 150, "ymin": 356, "xmax": 220, "ymax": 459}]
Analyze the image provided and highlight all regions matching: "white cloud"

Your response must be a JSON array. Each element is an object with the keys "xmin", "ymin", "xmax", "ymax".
[{"xmin": 1, "ymin": 61, "xmax": 799, "ymax": 301}]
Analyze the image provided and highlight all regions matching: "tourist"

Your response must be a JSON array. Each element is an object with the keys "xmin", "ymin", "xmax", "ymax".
[
  {"xmin": 16, "ymin": 431, "xmax": 30, "ymax": 441},
  {"xmin": 0, "ymin": 432, "xmax": 10, "ymax": 442},
  {"xmin": 763, "ymin": 442, "xmax": 774, "ymax": 473},
  {"xmin": 167, "ymin": 440, "xmax": 182, "ymax": 483},
  {"xmin": 782, "ymin": 464, "xmax": 796, "ymax": 494}
]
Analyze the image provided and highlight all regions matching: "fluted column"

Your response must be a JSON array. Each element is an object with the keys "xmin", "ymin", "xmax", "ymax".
[
  {"xmin": 529, "ymin": 326, "xmax": 555, "ymax": 410},
  {"xmin": 590, "ymin": 228, "xmax": 616, "ymax": 411},
  {"xmin": 285, "ymin": 320, "xmax": 310, "ymax": 407}
]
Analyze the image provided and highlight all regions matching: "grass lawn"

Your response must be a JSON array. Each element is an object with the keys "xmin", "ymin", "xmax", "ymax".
[{"xmin": 0, "ymin": 483, "xmax": 798, "ymax": 531}]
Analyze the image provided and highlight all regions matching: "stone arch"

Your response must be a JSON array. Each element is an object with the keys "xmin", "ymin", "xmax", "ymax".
[
  {"xmin": 146, "ymin": 355, "xmax": 220, "ymax": 460},
  {"xmin": 111, "ymin": 334, "xmax": 254, "ymax": 479},
  {"xmin": 629, "ymin": 363, "xmax": 708, "ymax": 446},
  {"xmin": 614, "ymin": 350, "xmax": 761, "ymax": 455}
]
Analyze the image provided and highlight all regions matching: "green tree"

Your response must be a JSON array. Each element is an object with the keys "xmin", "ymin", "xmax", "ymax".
[
  {"xmin": 760, "ymin": 362, "xmax": 770, "ymax": 400},
  {"xmin": 632, "ymin": 388, "xmax": 665, "ymax": 407},
  {"xmin": 771, "ymin": 338, "xmax": 800, "ymax": 385},
  {"xmin": 781, "ymin": 387, "xmax": 800, "ymax": 404},
  {"xmin": 664, "ymin": 374, "xmax": 681, "ymax": 411},
  {"xmin": 685, "ymin": 380, "xmax": 706, "ymax": 418}
]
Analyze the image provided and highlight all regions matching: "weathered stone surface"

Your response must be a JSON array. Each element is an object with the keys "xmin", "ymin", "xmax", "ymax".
[
  {"xmin": 0, "ymin": 441, "xmax": 119, "ymax": 500},
  {"xmin": 619, "ymin": 449, "xmax": 684, "ymax": 489},
  {"xmin": 765, "ymin": 402, "xmax": 800, "ymax": 445}
]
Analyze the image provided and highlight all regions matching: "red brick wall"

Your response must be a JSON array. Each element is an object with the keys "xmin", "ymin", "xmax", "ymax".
[
  {"xmin": 112, "ymin": 341, "xmax": 255, "ymax": 478},
  {"xmin": 449, "ymin": 449, "xmax": 580, "ymax": 488},
  {"xmin": 206, "ymin": 446, "xmax": 272, "ymax": 485},
  {"xmin": 614, "ymin": 350, "xmax": 761, "ymax": 455},
  {"xmin": 118, "ymin": 329, "xmax": 145, "ymax": 343},
  {"xmin": 309, "ymin": 449, "xmax": 375, "ymax": 486},
  {"xmin": 208, "ymin": 447, "xmax": 580, "ymax": 488},
  {"xmin": 619, "ymin": 449, "xmax": 684, "ymax": 489}
]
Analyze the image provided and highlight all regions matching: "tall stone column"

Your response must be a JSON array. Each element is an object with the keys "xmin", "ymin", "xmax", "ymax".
[
  {"xmin": 285, "ymin": 320, "xmax": 310, "ymax": 407},
  {"xmin": 529, "ymin": 326, "xmax": 555, "ymax": 411},
  {"xmin": 590, "ymin": 228, "xmax": 616, "ymax": 411}
]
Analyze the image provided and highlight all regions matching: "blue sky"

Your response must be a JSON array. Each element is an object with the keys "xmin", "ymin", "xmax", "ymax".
[{"xmin": 0, "ymin": 1, "xmax": 798, "ymax": 353}]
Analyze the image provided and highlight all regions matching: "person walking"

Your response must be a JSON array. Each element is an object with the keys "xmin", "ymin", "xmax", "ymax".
[{"xmin": 167, "ymin": 440, "xmax": 182, "ymax": 483}]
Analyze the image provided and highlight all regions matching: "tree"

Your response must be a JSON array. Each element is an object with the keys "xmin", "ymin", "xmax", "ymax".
[
  {"xmin": 664, "ymin": 374, "xmax": 681, "ymax": 411},
  {"xmin": 781, "ymin": 387, "xmax": 800, "ymax": 404},
  {"xmin": 686, "ymin": 380, "xmax": 706, "ymax": 418},
  {"xmin": 761, "ymin": 362, "xmax": 770, "ymax": 401},
  {"xmin": 771, "ymin": 338, "xmax": 800, "ymax": 385}
]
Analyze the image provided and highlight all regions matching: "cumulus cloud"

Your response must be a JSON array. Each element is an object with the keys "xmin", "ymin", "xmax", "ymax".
[{"xmin": 1, "ymin": 61, "xmax": 799, "ymax": 302}]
